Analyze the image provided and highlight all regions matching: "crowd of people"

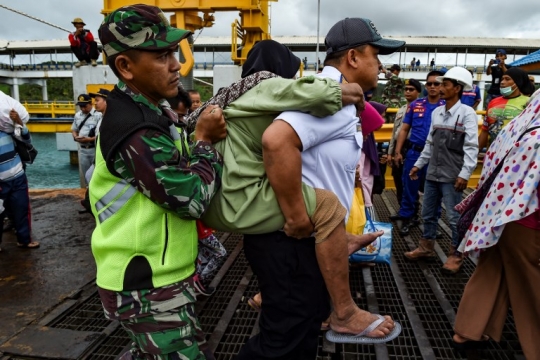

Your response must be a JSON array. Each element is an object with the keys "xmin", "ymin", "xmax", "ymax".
[
  {"xmin": 1, "ymin": 4, "xmax": 538, "ymax": 359},
  {"xmin": 383, "ymin": 49, "xmax": 538, "ymax": 358}
]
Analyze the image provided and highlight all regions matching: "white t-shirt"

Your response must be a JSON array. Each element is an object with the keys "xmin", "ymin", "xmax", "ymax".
[
  {"xmin": 0, "ymin": 91, "xmax": 29, "ymax": 133},
  {"xmin": 275, "ymin": 66, "xmax": 363, "ymax": 217}
]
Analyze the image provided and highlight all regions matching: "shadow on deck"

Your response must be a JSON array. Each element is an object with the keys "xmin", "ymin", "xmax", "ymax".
[{"xmin": 0, "ymin": 190, "xmax": 524, "ymax": 360}]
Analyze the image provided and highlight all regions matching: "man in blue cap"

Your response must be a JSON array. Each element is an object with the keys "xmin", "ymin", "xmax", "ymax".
[
  {"xmin": 237, "ymin": 17, "xmax": 405, "ymax": 359},
  {"xmin": 486, "ymin": 49, "xmax": 508, "ymax": 105}
]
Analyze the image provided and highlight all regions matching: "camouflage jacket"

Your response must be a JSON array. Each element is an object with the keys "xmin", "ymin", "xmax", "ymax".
[
  {"xmin": 111, "ymin": 81, "xmax": 223, "ymax": 219},
  {"xmin": 381, "ymin": 75, "xmax": 406, "ymax": 109}
]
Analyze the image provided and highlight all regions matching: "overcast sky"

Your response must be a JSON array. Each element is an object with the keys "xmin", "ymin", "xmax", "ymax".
[{"xmin": 1, "ymin": 0, "xmax": 539, "ymax": 66}]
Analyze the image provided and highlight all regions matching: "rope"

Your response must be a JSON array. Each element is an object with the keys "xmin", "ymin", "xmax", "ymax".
[{"xmin": 0, "ymin": 4, "xmax": 72, "ymax": 33}]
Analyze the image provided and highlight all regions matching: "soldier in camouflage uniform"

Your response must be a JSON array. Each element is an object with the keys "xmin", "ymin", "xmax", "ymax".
[
  {"xmin": 381, "ymin": 64, "xmax": 406, "ymax": 123},
  {"xmin": 90, "ymin": 5, "xmax": 226, "ymax": 359}
]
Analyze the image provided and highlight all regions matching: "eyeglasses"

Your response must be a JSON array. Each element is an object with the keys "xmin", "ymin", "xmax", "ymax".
[
  {"xmin": 404, "ymin": 87, "xmax": 417, "ymax": 92},
  {"xmin": 426, "ymin": 82, "xmax": 441, "ymax": 87}
]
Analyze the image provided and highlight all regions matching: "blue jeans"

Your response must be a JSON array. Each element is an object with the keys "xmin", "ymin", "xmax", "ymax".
[
  {"xmin": 421, "ymin": 180, "xmax": 463, "ymax": 248},
  {"xmin": 398, "ymin": 149, "xmax": 425, "ymax": 219},
  {"xmin": 0, "ymin": 173, "xmax": 31, "ymax": 246}
]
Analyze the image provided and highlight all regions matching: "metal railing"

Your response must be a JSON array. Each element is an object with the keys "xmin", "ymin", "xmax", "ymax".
[{"xmin": 23, "ymin": 101, "xmax": 75, "ymax": 118}]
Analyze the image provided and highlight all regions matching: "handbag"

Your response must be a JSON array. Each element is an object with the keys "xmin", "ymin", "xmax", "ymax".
[
  {"xmin": 345, "ymin": 187, "xmax": 367, "ymax": 235},
  {"xmin": 455, "ymin": 125, "xmax": 540, "ymax": 241},
  {"xmin": 13, "ymin": 137, "xmax": 38, "ymax": 164},
  {"xmin": 349, "ymin": 207, "xmax": 393, "ymax": 265}
]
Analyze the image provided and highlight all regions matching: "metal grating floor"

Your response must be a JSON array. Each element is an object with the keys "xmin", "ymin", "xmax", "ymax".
[
  {"xmin": 1, "ymin": 192, "xmax": 526, "ymax": 360},
  {"xmin": 48, "ymin": 291, "xmax": 110, "ymax": 332}
]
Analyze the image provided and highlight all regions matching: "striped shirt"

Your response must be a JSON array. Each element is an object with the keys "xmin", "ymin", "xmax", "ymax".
[{"xmin": 0, "ymin": 127, "xmax": 31, "ymax": 181}]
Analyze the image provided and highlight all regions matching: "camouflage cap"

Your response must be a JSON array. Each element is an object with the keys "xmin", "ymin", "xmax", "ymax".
[{"xmin": 98, "ymin": 4, "xmax": 191, "ymax": 57}]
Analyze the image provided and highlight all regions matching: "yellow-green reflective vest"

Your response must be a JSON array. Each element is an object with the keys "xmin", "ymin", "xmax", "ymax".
[{"xmin": 90, "ymin": 130, "xmax": 197, "ymax": 291}]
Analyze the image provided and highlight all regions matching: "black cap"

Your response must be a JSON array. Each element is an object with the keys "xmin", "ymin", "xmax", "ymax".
[
  {"xmin": 390, "ymin": 64, "xmax": 401, "ymax": 72},
  {"xmin": 89, "ymin": 88, "xmax": 111, "ymax": 99},
  {"xmin": 405, "ymin": 78, "xmax": 422, "ymax": 93},
  {"xmin": 325, "ymin": 18, "xmax": 405, "ymax": 55},
  {"xmin": 76, "ymin": 94, "xmax": 92, "ymax": 106}
]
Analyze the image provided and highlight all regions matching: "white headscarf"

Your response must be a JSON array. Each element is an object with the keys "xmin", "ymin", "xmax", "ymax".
[{"xmin": 459, "ymin": 90, "xmax": 540, "ymax": 256}]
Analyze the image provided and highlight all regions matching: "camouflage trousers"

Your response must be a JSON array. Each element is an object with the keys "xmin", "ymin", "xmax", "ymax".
[{"xmin": 98, "ymin": 278, "xmax": 212, "ymax": 360}]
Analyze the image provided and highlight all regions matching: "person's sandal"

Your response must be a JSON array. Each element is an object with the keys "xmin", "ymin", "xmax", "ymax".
[{"xmin": 17, "ymin": 241, "xmax": 40, "ymax": 249}]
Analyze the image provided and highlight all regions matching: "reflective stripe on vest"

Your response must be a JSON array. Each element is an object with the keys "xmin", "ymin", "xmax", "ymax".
[
  {"xmin": 95, "ymin": 180, "xmax": 137, "ymax": 223},
  {"xmin": 169, "ymin": 124, "xmax": 190, "ymax": 157}
]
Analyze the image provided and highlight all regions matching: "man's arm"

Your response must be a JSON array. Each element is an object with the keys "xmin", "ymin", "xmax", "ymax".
[
  {"xmin": 230, "ymin": 77, "xmax": 343, "ymax": 119},
  {"xmin": 84, "ymin": 30, "xmax": 95, "ymax": 42},
  {"xmin": 262, "ymin": 119, "xmax": 313, "ymax": 238},
  {"xmin": 478, "ymin": 130, "xmax": 489, "ymax": 151},
  {"xmin": 71, "ymin": 121, "xmax": 79, "ymax": 140},
  {"xmin": 9, "ymin": 110, "xmax": 31, "ymax": 144},
  {"xmin": 388, "ymin": 107, "xmax": 406, "ymax": 159},
  {"xmin": 393, "ymin": 123, "xmax": 411, "ymax": 165},
  {"xmin": 473, "ymin": 86, "xmax": 482, "ymax": 110},
  {"xmin": 413, "ymin": 120, "xmax": 435, "ymax": 170},
  {"xmin": 7, "ymin": 97, "xmax": 29, "ymax": 123},
  {"xmin": 486, "ymin": 60, "xmax": 493, "ymax": 75},
  {"xmin": 113, "ymin": 106, "xmax": 226, "ymax": 220},
  {"xmin": 340, "ymin": 83, "xmax": 364, "ymax": 111},
  {"xmin": 478, "ymin": 108, "xmax": 493, "ymax": 150},
  {"xmin": 458, "ymin": 112, "xmax": 480, "ymax": 181},
  {"xmin": 68, "ymin": 33, "xmax": 80, "ymax": 47}
]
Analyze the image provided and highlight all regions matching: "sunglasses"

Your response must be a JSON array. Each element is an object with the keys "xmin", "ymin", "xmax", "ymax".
[
  {"xmin": 426, "ymin": 82, "xmax": 441, "ymax": 87},
  {"xmin": 404, "ymin": 87, "xmax": 417, "ymax": 92}
]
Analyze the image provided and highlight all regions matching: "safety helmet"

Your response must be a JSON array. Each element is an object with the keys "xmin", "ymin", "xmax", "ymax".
[{"xmin": 436, "ymin": 66, "xmax": 473, "ymax": 91}]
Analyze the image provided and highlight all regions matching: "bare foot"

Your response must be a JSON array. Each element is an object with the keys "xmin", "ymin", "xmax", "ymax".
[
  {"xmin": 453, "ymin": 334, "xmax": 467, "ymax": 344},
  {"xmin": 329, "ymin": 305, "xmax": 395, "ymax": 337},
  {"xmin": 453, "ymin": 333, "xmax": 489, "ymax": 343},
  {"xmin": 347, "ymin": 230, "xmax": 384, "ymax": 255},
  {"xmin": 248, "ymin": 292, "xmax": 262, "ymax": 311},
  {"xmin": 253, "ymin": 292, "xmax": 262, "ymax": 305}
]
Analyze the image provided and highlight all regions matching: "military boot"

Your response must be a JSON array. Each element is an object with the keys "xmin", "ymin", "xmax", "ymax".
[
  {"xmin": 441, "ymin": 247, "xmax": 464, "ymax": 274},
  {"xmin": 404, "ymin": 238, "xmax": 436, "ymax": 260}
]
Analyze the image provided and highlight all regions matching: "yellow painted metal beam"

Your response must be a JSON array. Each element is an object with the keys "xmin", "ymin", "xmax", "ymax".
[
  {"xmin": 102, "ymin": 0, "xmax": 275, "ymax": 65},
  {"xmin": 27, "ymin": 122, "xmax": 73, "ymax": 133},
  {"xmin": 102, "ymin": 0, "xmax": 274, "ymax": 13}
]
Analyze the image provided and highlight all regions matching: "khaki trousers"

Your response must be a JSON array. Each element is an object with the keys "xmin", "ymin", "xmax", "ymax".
[{"xmin": 454, "ymin": 222, "xmax": 540, "ymax": 360}]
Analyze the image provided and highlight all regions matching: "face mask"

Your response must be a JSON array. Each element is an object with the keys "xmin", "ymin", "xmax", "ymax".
[{"xmin": 500, "ymin": 84, "xmax": 516, "ymax": 97}]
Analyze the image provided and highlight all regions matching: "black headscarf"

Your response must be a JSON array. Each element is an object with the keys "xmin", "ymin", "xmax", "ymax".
[
  {"xmin": 505, "ymin": 67, "xmax": 535, "ymax": 96},
  {"xmin": 241, "ymin": 40, "xmax": 301, "ymax": 79}
]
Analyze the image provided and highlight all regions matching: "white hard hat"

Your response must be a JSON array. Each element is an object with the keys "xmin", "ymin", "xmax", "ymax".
[{"xmin": 436, "ymin": 67, "xmax": 473, "ymax": 91}]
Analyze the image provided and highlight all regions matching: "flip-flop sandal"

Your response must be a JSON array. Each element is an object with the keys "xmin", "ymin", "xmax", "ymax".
[
  {"xmin": 325, "ymin": 315, "xmax": 401, "ymax": 344},
  {"xmin": 17, "ymin": 241, "xmax": 40, "ymax": 249},
  {"xmin": 247, "ymin": 297, "xmax": 261, "ymax": 312}
]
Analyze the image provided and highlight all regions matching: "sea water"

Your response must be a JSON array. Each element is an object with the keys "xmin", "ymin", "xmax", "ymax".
[{"xmin": 25, "ymin": 133, "xmax": 80, "ymax": 189}]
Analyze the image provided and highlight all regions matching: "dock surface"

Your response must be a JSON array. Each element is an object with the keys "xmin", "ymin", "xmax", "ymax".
[{"xmin": 0, "ymin": 189, "xmax": 524, "ymax": 360}]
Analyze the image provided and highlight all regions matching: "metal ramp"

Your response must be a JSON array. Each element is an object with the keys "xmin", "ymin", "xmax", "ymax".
[{"xmin": 0, "ymin": 190, "xmax": 524, "ymax": 360}]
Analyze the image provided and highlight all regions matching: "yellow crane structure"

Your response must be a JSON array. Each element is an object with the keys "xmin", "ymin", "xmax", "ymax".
[{"xmin": 101, "ymin": 0, "xmax": 277, "ymax": 72}]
